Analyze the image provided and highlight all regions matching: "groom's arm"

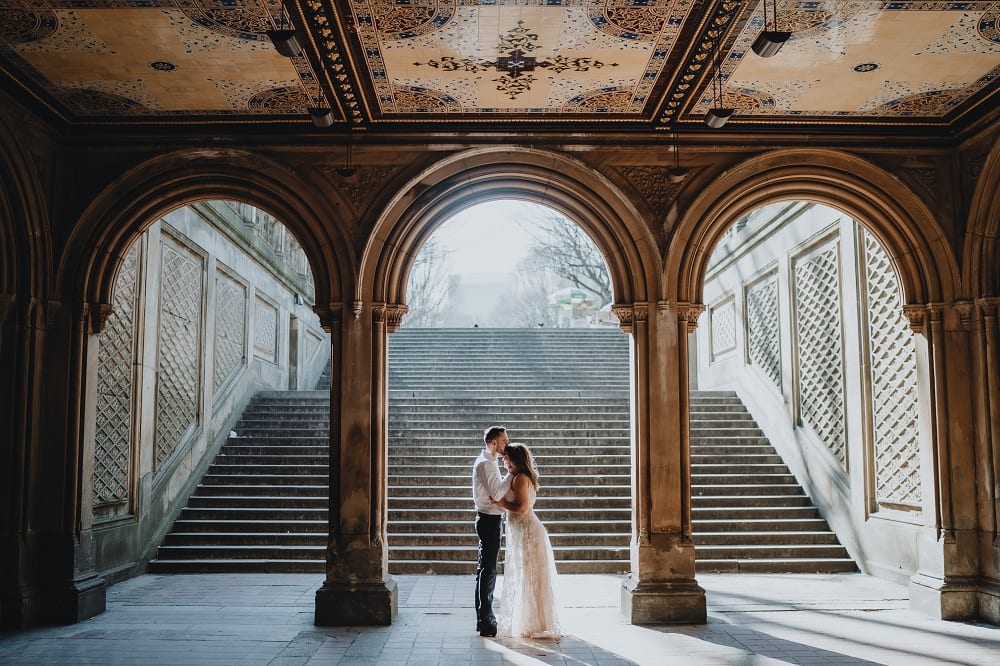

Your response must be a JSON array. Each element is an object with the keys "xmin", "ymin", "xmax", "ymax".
[{"xmin": 476, "ymin": 460, "xmax": 506, "ymax": 499}]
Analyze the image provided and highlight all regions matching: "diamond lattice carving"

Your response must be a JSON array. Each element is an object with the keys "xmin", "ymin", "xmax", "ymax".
[
  {"xmin": 710, "ymin": 299, "xmax": 736, "ymax": 359},
  {"xmin": 154, "ymin": 241, "xmax": 203, "ymax": 472},
  {"xmin": 254, "ymin": 297, "xmax": 278, "ymax": 362},
  {"xmin": 794, "ymin": 242, "xmax": 846, "ymax": 468},
  {"xmin": 747, "ymin": 275, "xmax": 781, "ymax": 388},
  {"xmin": 863, "ymin": 230, "xmax": 921, "ymax": 509},
  {"xmin": 93, "ymin": 243, "xmax": 139, "ymax": 509},
  {"xmin": 214, "ymin": 272, "xmax": 246, "ymax": 391}
]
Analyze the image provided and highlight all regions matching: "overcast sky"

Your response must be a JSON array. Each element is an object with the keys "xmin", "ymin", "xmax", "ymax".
[{"xmin": 432, "ymin": 200, "xmax": 551, "ymax": 276}]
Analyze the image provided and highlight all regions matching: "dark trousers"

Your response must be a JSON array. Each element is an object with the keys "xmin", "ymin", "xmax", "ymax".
[{"xmin": 475, "ymin": 512, "xmax": 502, "ymax": 627}]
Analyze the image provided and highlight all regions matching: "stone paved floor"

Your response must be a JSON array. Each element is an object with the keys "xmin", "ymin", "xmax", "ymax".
[{"xmin": 2, "ymin": 573, "xmax": 999, "ymax": 665}]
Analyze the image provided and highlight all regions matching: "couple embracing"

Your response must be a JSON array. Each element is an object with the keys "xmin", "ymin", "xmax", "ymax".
[{"xmin": 473, "ymin": 425, "xmax": 561, "ymax": 639}]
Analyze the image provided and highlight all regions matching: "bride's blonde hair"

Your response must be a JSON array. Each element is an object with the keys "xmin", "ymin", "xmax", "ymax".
[{"xmin": 505, "ymin": 443, "xmax": 539, "ymax": 489}]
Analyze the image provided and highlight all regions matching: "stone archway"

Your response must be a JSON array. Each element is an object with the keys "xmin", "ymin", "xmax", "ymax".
[
  {"xmin": 316, "ymin": 147, "xmax": 708, "ymax": 626},
  {"xmin": 664, "ymin": 148, "xmax": 982, "ymax": 620},
  {"xmin": 42, "ymin": 149, "xmax": 355, "ymax": 627},
  {"xmin": 961, "ymin": 134, "xmax": 1000, "ymax": 624}
]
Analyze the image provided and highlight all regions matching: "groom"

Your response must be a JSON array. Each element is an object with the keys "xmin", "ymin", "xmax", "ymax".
[{"xmin": 473, "ymin": 425, "xmax": 511, "ymax": 637}]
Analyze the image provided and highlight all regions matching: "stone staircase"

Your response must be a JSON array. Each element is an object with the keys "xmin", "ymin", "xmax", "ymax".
[{"xmin": 148, "ymin": 329, "xmax": 855, "ymax": 575}]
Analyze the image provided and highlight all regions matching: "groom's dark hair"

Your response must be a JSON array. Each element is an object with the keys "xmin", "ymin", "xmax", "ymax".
[{"xmin": 483, "ymin": 426, "xmax": 506, "ymax": 445}]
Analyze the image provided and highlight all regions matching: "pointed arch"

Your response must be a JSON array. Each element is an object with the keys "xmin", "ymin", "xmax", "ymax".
[
  {"xmin": 58, "ymin": 149, "xmax": 354, "ymax": 317},
  {"xmin": 359, "ymin": 147, "xmax": 660, "ymax": 308},
  {"xmin": 665, "ymin": 149, "xmax": 960, "ymax": 306},
  {"xmin": 963, "ymin": 135, "xmax": 1000, "ymax": 296}
]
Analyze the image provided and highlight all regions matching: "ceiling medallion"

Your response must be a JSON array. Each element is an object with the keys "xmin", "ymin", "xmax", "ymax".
[
  {"xmin": 149, "ymin": 61, "xmax": 177, "ymax": 72},
  {"xmin": 853, "ymin": 63, "xmax": 879, "ymax": 73},
  {"xmin": 413, "ymin": 20, "xmax": 618, "ymax": 101}
]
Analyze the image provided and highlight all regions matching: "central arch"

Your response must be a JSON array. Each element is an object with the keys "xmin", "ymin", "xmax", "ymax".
[{"xmin": 360, "ymin": 147, "xmax": 660, "ymax": 306}]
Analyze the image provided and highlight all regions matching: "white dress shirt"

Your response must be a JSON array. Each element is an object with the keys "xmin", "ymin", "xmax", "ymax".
[{"xmin": 473, "ymin": 449, "xmax": 511, "ymax": 515}]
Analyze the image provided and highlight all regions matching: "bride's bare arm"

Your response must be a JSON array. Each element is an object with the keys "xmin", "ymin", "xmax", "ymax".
[{"xmin": 490, "ymin": 475, "xmax": 532, "ymax": 514}]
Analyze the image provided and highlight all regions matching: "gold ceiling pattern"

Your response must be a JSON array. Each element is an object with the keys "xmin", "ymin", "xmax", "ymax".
[{"xmin": 0, "ymin": 0, "xmax": 997, "ymax": 131}]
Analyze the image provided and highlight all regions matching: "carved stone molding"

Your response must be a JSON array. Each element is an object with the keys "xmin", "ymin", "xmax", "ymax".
[
  {"xmin": 352, "ymin": 300, "xmax": 364, "ymax": 320},
  {"xmin": 633, "ymin": 303, "xmax": 649, "ymax": 322},
  {"xmin": 323, "ymin": 166, "xmax": 398, "ymax": 212},
  {"xmin": 618, "ymin": 166, "xmax": 683, "ymax": 224}
]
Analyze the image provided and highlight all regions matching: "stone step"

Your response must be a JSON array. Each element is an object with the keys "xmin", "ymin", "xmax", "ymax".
[
  {"xmin": 387, "ymin": 498, "xmax": 632, "ymax": 511},
  {"xmin": 178, "ymin": 509, "xmax": 326, "ymax": 522},
  {"xmin": 389, "ymin": 484, "xmax": 629, "ymax": 498},
  {"xmin": 692, "ymin": 544, "xmax": 850, "ymax": 559},
  {"xmin": 193, "ymin": 484, "xmax": 329, "ymax": 497},
  {"xmin": 389, "ymin": 519, "xmax": 628, "ymax": 534},
  {"xmin": 696, "ymin": 558, "xmax": 858, "ymax": 574},
  {"xmin": 201, "ymin": 474, "xmax": 327, "ymax": 485},
  {"xmin": 164, "ymin": 532, "xmax": 326, "ymax": 546},
  {"xmin": 147, "ymin": 559, "xmax": 325, "ymax": 574},
  {"xmin": 387, "ymin": 545, "xmax": 630, "ymax": 562},
  {"xmin": 387, "ymin": 533, "xmax": 628, "ymax": 547},
  {"xmin": 692, "ymin": 484, "xmax": 806, "ymax": 496},
  {"xmin": 694, "ymin": 531, "xmax": 842, "ymax": 546},
  {"xmin": 155, "ymin": 544, "xmax": 326, "ymax": 559},
  {"xmin": 188, "ymin": 496, "xmax": 329, "ymax": 509}
]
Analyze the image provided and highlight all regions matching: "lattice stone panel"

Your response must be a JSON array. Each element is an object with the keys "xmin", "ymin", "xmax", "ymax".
[
  {"xmin": 154, "ymin": 240, "xmax": 203, "ymax": 472},
  {"xmin": 254, "ymin": 297, "xmax": 278, "ymax": 362},
  {"xmin": 794, "ymin": 242, "xmax": 846, "ymax": 468},
  {"xmin": 214, "ymin": 271, "xmax": 246, "ymax": 392},
  {"xmin": 710, "ymin": 298, "xmax": 736, "ymax": 359},
  {"xmin": 863, "ymin": 230, "xmax": 922, "ymax": 509},
  {"xmin": 746, "ymin": 275, "xmax": 781, "ymax": 388},
  {"xmin": 94, "ymin": 243, "xmax": 139, "ymax": 509}
]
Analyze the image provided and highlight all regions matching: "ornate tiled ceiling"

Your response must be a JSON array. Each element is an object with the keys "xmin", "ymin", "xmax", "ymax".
[{"xmin": 0, "ymin": 0, "xmax": 998, "ymax": 133}]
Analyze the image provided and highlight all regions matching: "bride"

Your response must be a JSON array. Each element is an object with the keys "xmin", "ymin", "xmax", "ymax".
[{"xmin": 489, "ymin": 443, "xmax": 562, "ymax": 639}]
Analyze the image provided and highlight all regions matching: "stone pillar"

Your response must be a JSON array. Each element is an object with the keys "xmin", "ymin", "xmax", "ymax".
[
  {"xmin": 615, "ymin": 301, "xmax": 707, "ymax": 624},
  {"xmin": 1, "ymin": 298, "xmax": 107, "ymax": 628},
  {"xmin": 904, "ymin": 302, "xmax": 980, "ymax": 620},
  {"xmin": 970, "ymin": 298, "xmax": 1000, "ymax": 623},
  {"xmin": 314, "ymin": 301, "xmax": 398, "ymax": 625}
]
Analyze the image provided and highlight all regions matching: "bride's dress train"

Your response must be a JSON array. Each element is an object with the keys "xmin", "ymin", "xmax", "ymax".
[{"xmin": 497, "ymin": 508, "xmax": 561, "ymax": 639}]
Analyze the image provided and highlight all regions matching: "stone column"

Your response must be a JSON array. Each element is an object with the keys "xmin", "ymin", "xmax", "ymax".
[
  {"xmin": 2, "ymin": 298, "xmax": 107, "ymax": 628},
  {"xmin": 314, "ymin": 301, "xmax": 398, "ymax": 625},
  {"xmin": 616, "ymin": 301, "xmax": 707, "ymax": 624},
  {"xmin": 970, "ymin": 298, "xmax": 1000, "ymax": 623},
  {"xmin": 904, "ymin": 302, "xmax": 980, "ymax": 620}
]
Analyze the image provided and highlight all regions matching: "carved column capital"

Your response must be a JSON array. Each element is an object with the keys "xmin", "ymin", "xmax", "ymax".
[
  {"xmin": 351, "ymin": 300, "xmax": 364, "ymax": 320},
  {"xmin": 611, "ymin": 303, "xmax": 634, "ymax": 333},
  {"xmin": 87, "ymin": 303, "xmax": 115, "ymax": 334},
  {"xmin": 314, "ymin": 302, "xmax": 344, "ymax": 333},
  {"xmin": 371, "ymin": 302, "xmax": 386, "ymax": 324},
  {"xmin": 952, "ymin": 300, "xmax": 974, "ymax": 329},
  {"xmin": 385, "ymin": 304, "xmax": 408, "ymax": 333},
  {"xmin": 657, "ymin": 300, "xmax": 706, "ymax": 333},
  {"xmin": 903, "ymin": 304, "xmax": 928, "ymax": 333},
  {"xmin": 978, "ymin": 297, "xmax": 1000, "ymax": 319}
]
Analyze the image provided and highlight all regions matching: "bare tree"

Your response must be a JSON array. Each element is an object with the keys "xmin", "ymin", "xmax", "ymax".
[
  {"xmin": 503, "ymin": 254, "xmax": 562, "ymax": 328},
  {"xmin": 402, "ymin": 238, "xmax": 451, "ymax": 328},
  {"xmin": 520, "ymin": 211, "xmax": 613, "ymax": 308}
]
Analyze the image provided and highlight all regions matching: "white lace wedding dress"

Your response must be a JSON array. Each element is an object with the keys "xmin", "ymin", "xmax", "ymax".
[{"xmin": 496, "ymin": 484, "xmax": 561, "ymax": 639}]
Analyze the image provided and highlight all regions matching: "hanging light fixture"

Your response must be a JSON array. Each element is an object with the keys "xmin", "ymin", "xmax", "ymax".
[
  {"xmin": 751, "ymin": 0, "xmax": 790, "ymax": 58},
  {"xmin": 268, "ymin": 2, "xmax": 302, "ymax": 58},
  {"xmin": 309, "ymin": 94, "xmax": 334, "ymax": 127},
  {"xmin": 667, "ymin": 130, "xmax": 687, "ymax": 183},
  {"xmin": 704, "ymin": 39, "xmax": 734, "ymax": 128}
]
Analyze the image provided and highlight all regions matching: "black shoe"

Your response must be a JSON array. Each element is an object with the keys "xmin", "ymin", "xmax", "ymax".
[{"xmin": 478, "ymin": 621, "xmax": 497, "ymax": 637}]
